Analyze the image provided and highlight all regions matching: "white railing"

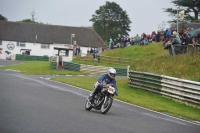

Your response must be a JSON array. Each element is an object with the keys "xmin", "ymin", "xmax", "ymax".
[{"xmin": 128, "ymin": 71, "xmax": 200, "ymax": 107}]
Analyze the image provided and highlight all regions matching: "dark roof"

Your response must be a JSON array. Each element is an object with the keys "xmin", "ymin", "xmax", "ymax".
[
  {"xmin": 171, "ymin": 23, "xmax": 200, "ymax": 30},
  {"xmin": 0, "ymin": 21, "xmax": 104, "ymax": 47},
  {"xmin": 186, "ymin": 23, "xmax": 200, "ymax": 29}
]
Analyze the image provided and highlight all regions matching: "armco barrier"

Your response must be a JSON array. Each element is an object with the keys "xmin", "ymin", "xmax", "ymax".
[
  {"xmin": 63, "ymin": 62, "xmax": 81, "ymax": 71},
  {"xmin": 114, "ymin": 67, "xmax": 128, "ymax": 76},
  {"xmin": 16, "ymin": 54, "xmax": 49, "ymax": 61},
  {"xmin": 50, "ymin": 61, "xmax": 57, "ymax": 69},
  {"xmin": 128, "ymin": 70, "xmax": 200, "ymax": 107}
]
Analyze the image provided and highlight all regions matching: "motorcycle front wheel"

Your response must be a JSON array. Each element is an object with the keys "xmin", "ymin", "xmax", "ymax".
[
  {"xmin": 85, "ymin": 99, "xmax": 93, "ymax": 111},
  {"xmin": 100, "ymin": 96, "xmax": 113, "ymax": 114}
]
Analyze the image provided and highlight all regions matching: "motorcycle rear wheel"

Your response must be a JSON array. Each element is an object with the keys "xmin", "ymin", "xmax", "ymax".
[{"xmin": 100, "ymin": 96, "xmax": 113, "ymax": 114}]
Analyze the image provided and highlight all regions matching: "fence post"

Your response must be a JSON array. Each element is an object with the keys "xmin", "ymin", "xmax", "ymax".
[
  {"xmin": 170, "ymin": 45, "xmax": 175, "ymax": 56},
  {"xmin": 127, "ymin": 65, "xmax": 130, "ymax": 78}
]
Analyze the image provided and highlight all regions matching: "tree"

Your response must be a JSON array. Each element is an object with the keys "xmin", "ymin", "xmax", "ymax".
[
  {"xmin": 164, "ymin": 0, "xmax": 200, "ymax": 23},
  {"xmin": 19, "ymin": 10, "xmax": 37, "ymax": 23},
  {"xmin": 20, "ymin": 19, "xmax": 36, "ymax": 23},
  {"xmin": 0, "ymin": 14, "xmax": 7, "ymax": 21},
  {"xmin": 30, "ymin": 10, "xmax": 37, "ymax": 22},
  {"xmin": 158, "ymin": 21, "xmax": 167, "ymax": 32},
  {"xmin": 90, "ymin": 1, "xmax": 131, "ymax": 41}
]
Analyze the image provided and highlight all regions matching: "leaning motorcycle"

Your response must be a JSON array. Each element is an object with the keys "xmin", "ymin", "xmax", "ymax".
[{"xmin": 85, "ymin": 85, "xmax": 116, "ymax": 114}]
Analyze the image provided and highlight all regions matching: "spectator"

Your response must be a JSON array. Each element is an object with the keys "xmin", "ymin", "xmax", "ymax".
[
  {"xmin": 166, "ymin": 28, "xmax": 172, "ymax": 40},
  {"xmin": 181, "ymin": 33, "xmax": 189, "ymax": 45},
  {"xmin": 102, "ymin": 43, "xmax": 107, "ymax": 51},
  {"xmin": 76, "ymin": 45, "xmax": 81, "ymax": 56},
  {"xmin": 144, "ymin": 38, "xmax": 149, "ymax": 45},
  {"xmin": 171, "ymin": 27, "xmax": 177, "ymax": 35},
  {"xmin": 135, "ymin": 34, "xmax": 140, "ymax": 45},
  {"xmin": 92, "ymin": 48, "xmax": 98, "ymax": 58},
  {"xmin": 191, "ymin": 36, "xmax": 198, "ymax": 45},
  {"xmin": 188, "ymin": 34, "xmax": 192, "ymax": 44},
  {"xmin": 163, "ymin": 38, "xmax": 169, "ymax": 49},
  {"xmin": 87, "ymin": 46, "xmax": 91, "ymax": 54},
  {"xmin": 130, "ymin": 37, "xmax": 134, "ymax": 45},
  {"xmin": 140, "ymin": 33, "xmax": 146, "ymax": 45},
  {"xmin": 90, "ymin": 48, "xmax": 94, "ymax": 54},
  {"xmin": 93, "ymin": 47, "xmax": 102, "ymax": 62},
  {"xmin": 171, "ymin": 34, "xmax": 181, "ymax": 45},
  {"xmin": 174, "ymin": 31, "xmax": 181, "ymax": 43},
  {"xmin": 127, "ymin": 36, "xmax": 130, "ymax": 44},
  {"xmin": 181, "ymin": 33, "xmax": 188, "ymax": 54},
  {"xmin": 164, "ymin": 28, "xmax": 168, "ymax": 40},
  {"xmin": 156, "ymin": 30, "xmax": 161, "ymax": 42},
  {"xmin": 116, "ymin": 43, "xmax": 120, "ymax": 48},
  {"xmin": 109, "ymin": 38, "xmax": 114, "ymax": 49},
  {"xmin": 151, "ymin": 31, "xmax": 156, "ymax": 42},
  {"xmin": 165, "ymin": 34, "xmax": 181, "ymax": 48},
  {"xmin": 123, "ymin": 36, "xmax": 127, "ymax": 47},
  {"xmin": 113, "ymin": 39, "xmax": 117, "ymax": 47},
  {"xmin": 166, "ymin": 35, "xmax": 174, "ymax": 46}
]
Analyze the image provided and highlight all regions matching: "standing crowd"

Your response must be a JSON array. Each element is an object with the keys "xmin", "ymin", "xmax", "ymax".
[
  {"xmin": 107, "ymin": 31, "xmax": 161, "ymax": 49},
  {"xmin": 86, "ymin": 27, "xmax": 200, "ymax": 57}
]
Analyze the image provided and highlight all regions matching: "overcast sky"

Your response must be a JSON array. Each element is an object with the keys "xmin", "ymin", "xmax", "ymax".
[{"xmin": 0, "ymin": 0, "xmax": 174, "ymax": 36}]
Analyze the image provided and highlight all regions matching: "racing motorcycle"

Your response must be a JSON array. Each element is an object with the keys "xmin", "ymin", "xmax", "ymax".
[{"xmin": 85, "ymin": 85, "xmax": 117, "ymax": 114}]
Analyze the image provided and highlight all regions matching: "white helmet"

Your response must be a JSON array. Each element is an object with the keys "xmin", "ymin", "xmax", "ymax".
[{"xmin": 108, "ymin": 68, "xmax": 116, "ymax": 79}]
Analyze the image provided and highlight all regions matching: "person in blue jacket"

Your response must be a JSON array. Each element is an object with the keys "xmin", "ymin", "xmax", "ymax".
[
  {"xmin": 89, "ymin": 68, "xmax": 118, "ymax": 103},
  {"xmin": 166, "ymin": 28, "xmax": 172, "ymax": 40}
]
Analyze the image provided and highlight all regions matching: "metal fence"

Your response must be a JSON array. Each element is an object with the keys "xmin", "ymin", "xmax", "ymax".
[
  {"xmin": 187, "ymin": 44, "xmax": 200, "ymax": 55},
  {"xmin": 128, "ymin": 70, "xmax": 200, "ymax": 107},
  {"xmin": 80, "ymin": 54, "xmax": 132, "ymax": 65}
]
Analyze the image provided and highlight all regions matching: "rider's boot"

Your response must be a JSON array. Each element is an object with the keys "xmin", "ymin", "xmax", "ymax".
[{"xmin": 89, "ymin": 85, "xmax": 101, "ymax": 104}]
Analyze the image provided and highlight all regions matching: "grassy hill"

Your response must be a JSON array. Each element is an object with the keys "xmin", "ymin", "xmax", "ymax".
[{"xmin": 73, "ymin": 42, "xmax": 200, "ymax": 82}]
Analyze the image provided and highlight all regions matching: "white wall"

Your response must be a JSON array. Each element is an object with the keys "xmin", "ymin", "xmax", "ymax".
[
  {"xmin": 0, "ymin": 53, "xmax": 6, "ymax": 60},
  {"xmin": 0, "ymin": 40, "xmax": 74, "ymax": 60}
]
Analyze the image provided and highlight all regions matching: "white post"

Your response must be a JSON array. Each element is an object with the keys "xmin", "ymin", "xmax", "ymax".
[
  {"xmin": 127, "ymin": 65, "xmax": 130, "ymax": 78},
  {"xmin": 71, "ymin": 35, "xmax": 72, "ymax": 45},
  {"xmin": 177, "ymin": 9, "xmax": 179, "ymax": 33},
  {"xmin": 71, "ymin": 34, "xmax": 75, "ymax": 58},
  {"xmin": 56, "ymin": 56, "xmax": 59, "ymax": 69}
]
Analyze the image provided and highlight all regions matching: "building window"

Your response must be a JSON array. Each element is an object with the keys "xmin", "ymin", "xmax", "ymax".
[
  {"xmin": 0, "ymin": 40, "xmax": 2, "ymax": 45},
  {"xmin": 41, "ymin": 44, "xmax": 50, "ymax": 49},
  {"xmin": 17, "ymin": 42, "xmax": 26, "ymax": 47}
]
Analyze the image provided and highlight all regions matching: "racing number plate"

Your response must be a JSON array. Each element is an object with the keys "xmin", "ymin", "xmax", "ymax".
[{"xmin": 108, "ymin": 86, "xmax": 115, "ymax": 94}]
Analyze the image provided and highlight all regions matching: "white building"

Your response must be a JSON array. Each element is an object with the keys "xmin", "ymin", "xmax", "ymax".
[{"xmin": 0, "ymin": 21, "xmax": 104, "ymax": 62}]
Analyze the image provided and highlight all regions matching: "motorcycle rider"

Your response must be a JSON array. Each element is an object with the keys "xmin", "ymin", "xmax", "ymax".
[{"xmin": 89, "ymin": 68, "xmax": 118, "ymax": 104}]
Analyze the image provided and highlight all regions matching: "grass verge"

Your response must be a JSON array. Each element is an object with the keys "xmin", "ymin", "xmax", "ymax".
[
  {"xmin": 1, "ymin": 61, "xmax": 87, "ymax": 75},
  {"xmin": 51, "ymin": 77, "xmax": 200, "ymax": 122}
]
